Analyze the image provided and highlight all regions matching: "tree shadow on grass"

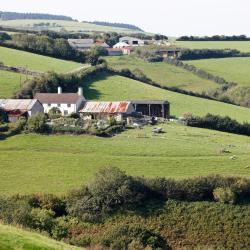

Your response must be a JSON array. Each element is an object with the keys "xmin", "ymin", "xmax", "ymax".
[{"xmin": 80, "ymin": 72, "xmax": 112, "ymax": 100}]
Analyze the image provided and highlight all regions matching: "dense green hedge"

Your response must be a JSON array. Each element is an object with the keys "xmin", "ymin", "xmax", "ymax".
[
  {"xmin": 186, "ymin": 113, "xmax": 250, "ymax": 136},
  {"xmin": 179, "ymin": 49, "xmax": 250, "ymax": 60},
  {"xmin": 0, "ymin": 168, "xmax": 250, "ymax": 249}
]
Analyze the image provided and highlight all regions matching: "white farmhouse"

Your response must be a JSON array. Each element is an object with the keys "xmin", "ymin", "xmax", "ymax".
[{"xmin": 35, "ymin": 87, "xmax": 85, "ymax": 116}]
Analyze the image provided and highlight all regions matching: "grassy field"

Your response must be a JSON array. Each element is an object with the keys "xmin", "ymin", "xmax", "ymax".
[
  {"xmin": 0, "ymin": 46, "xmax": 84, "ymax": 73},
  {"xmin": 83, "ymin": 73, "xmax": 250, "ymax": 122},
  {"xmin": 0, "ymin": 224, "xmax": 83, "ymax": 250},
  {"xmin": 0, "ymin": 19, "xmax": 141, "ymax": 34},
  {"xmin": 0, "ymin": 70, "xmax": 30, "ymax": 98},
  {"xmin": 187, "ymin": 57, "xmax": 250, "ymax": 87},
  {"xmin": 1, "ymin": 123, "xmax": 250, "ymax": 195},
  {"xmin": 176, "ymin": 41, "xmax": 250, "ymax": 52},
  {"xmin": 106, "ymin": 56, "xmax": 219, "ymax": 93}
]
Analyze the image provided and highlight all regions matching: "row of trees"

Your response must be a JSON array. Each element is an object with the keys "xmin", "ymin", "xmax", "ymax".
[
  {"xmin": 0, "ymin": 11, "xmax": 73, "ymax": 21},
  {"xmin": 9, "ymin": 33, "xmax": 86, "ymax": 62},
  {"xmin": 179, "ymin": 49, "xmax": 250, "ymax": 60},
  {"xmin": 177, "ymin": 35, "xmax": 250, "ymax": 41}
]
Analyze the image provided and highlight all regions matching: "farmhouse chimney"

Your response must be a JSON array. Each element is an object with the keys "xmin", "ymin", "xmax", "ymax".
[
  {"xmin": 78, "ymin": 87, "xmax": 83, "ymax": 96},
  {"xmin": 58, "ymin": 87, "xmax": 62, "ymax": 94}
]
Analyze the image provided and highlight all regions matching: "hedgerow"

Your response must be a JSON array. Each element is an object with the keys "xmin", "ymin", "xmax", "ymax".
[{"xmin": 0, "ymin": 168, "xmax": 249, "ymax": 249}]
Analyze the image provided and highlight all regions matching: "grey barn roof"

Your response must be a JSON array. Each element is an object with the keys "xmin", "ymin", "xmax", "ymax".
[{"xmin": 0, "ymin": 99, "xmax": 39, "ymax": 111}]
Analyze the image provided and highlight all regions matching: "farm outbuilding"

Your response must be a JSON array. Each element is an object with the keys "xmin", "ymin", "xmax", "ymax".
[
  {"xmin": 80, "ymin": 101, "xmax": 135, "ymax": 121},
  {"xmin": 132, "ymin": 100, "xmax": 170, "ymax": 118},
  {"xmin": 0, "ymin": 99, "xmax": 44, "ymax": 122}
]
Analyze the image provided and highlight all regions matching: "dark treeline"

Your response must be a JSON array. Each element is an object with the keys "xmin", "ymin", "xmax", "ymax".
[
  {"xmin": 87, "ymin": 21, "xmax": 144, "ymax": 31},
  {"xmin": 0, "ymin": 11, "xmax": 73, "ymax": 21},
  {"xmin": 177, "ymin": 35, "xmax": 250, "ymax": 41},
  {"xmin": 15, "ymin": 63, "xmax": 108, "ymax": 98},
  {"xmin": 186, "ymin": 113, "xmax": 250, "ymax": 136},
  {"xmin": 2, "ymin": 33, "xmax": 87, "ymax": 63},
  {"xmin": 179, "ymin": 49, "xmax": 250, "ymax": 60},
  {"xmin": 0, "ymin": 167, "xmax": 250, "ymax": 249}
]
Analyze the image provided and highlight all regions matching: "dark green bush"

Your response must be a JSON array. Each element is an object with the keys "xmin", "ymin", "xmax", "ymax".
[
  {"xmin": 213, "ymin": 187, "xmax": 237, "ymax": 204},
  {"xmin": 26, "ymin": 113, "xmax": 48, "ymax": 133},
  {"xmin": 28, "ymin": 194, "xmax": 66, "ymax": 216},
  {"xmin": 66, "ymin": 167, "xmax": 149, "ymax": 221},
  {"xmin": 0, "ymin": 123, "xmax": 8, "ymax": 132},
  {"xmin": 30, "ymin": 208, "xmax": 55, "ymax": 233},
  {"xmin": 0, "ymin": 108, "xmax": 8, "ymax": 123},
  {"xmin": 48, "ymin": 107, "xmax": 62, "ymax": 119},
  {"xmin": 100, "ymin": 224, "xmax": 170, "ymax": 250},
  {"xmin": 0, "ymin": 197, "xmax": 32, "ymax": 226}
]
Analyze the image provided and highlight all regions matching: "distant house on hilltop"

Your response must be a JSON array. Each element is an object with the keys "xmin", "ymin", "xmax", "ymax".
[
  {"xmin": 113, "ymin": 42, "xmax": 130, "ymax": 49},
  {"xmin": 68, "ymin": 39, "xmax": 94, "ymax": 51},
  {"xmin": 0, "ymin": 99, "xmax": 44, "ymax": 122},
  {"xmin": 34, "ymin": 87, "xmax": 85, "ymax": 116},
  {"xmin": 119, "ymin": 36, "xmax": 144, "ymax": 46},
  {"xmin": 68, "ymin": 39, "xmax": 110, "ymax": 51}
]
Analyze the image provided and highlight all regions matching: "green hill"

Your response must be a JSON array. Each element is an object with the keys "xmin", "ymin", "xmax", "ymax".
[
  {"xmin": 0, "ymin": 46, "xmax": 85, "ymax": 73},
  {"xmin": 106, "ymin": 56, "xmax": 219, "ymax": 93},
  {"xmin": 0, "ymin": 70, "xmax": 30, "ymax": 98},
  {"xmin": 186, "ymin": 57, "xmax": 250, "ymax": 87},
  {"xmin": 0, "ymin": 19, "xmax": 143, "ymax": 34},
  {"xmin": 1, "ymin": 122, "xmax": 250, "ymax": 195},
  {"xmin": 0, "ymin": 46, "xmax": 87, "ymax": 98},
  {"xmin": 176, "ymin": 41, "xmax": 250, "ymax": 52},
  {"xmin": 83, "ymin": 73, "xmax": 250, "ymax": 122},
  {"xmin": 0, "ymin": 223, "xmax": 83, "ymax": 250}
]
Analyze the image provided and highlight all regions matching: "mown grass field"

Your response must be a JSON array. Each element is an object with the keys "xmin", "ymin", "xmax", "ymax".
[
  {"xmin": 0, "ymin": 19, "xmax": 141, "ymax": 34},
  {"xmin": 106, "ymin": 56, "xmax": 219, "ymax": 93},
  {"xmin": 0, "ymin": 46, "xmax": 84, "ymax": 73},
  {"xmin": 0, "ymin": 70, "xmax": 30, "ymax": 98},
  {"xmin": 0, "ymin": 224, "xmax": 83, "ymax": 250},
  {"xmin": 83, "ymin": 73, "xmax": 250, "ymax": 122},
  {"xmin": 176, "ymin": 41, "xmax": 250, "ymax": 52},
  {"xmin": 187, "ymin": 57, "xmax": 250, "ymax": 87},
  {"xmin": 1, "ymin": 123, "xmax": 250, "ymax": 195}
]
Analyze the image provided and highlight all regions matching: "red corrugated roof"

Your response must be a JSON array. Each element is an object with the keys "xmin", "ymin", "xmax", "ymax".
[{"xmin": 80, "ymin": 101, "xmax": 131, "ymax": 113}]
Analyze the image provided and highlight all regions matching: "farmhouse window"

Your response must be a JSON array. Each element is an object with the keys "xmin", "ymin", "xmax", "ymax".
[
  {"xmin": 58, "ymin": 104, "xmax": 61, "ymax": 107},
  {"xmin": 67, "ymin": 104, "xmax": 71, "ymax": 107}
]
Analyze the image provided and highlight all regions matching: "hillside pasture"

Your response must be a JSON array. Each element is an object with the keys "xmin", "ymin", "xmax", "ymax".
[
  {"xmin": 176, "ymin": 41, "xmax": 250, "ymax": 52},
  {"xmin": 0, "ymin": 46, "xmax": 84, "ymax": 73},
  {"xmin": 106, "ymin": 56, "xmax": 219, "ymax": 93},
  {"xmin": 0, "ymin": 19, "xmax": 141, "ymax": 34},
  {"xmin": 1, "ymin": 123, "xmax": 250, "ymax": 195},
  {"xmin": 83, "ymin": 73, "xmax": 250, "ymax": 122},
  {"xmin": 186, "ymin": 57, "xmax": 250, "ymax": 87},
  {"xmin": 0, "ymin": 70, "xmax": 30, "ymax": 98},
  {"xmin": 0, "ymin": 223, "xmax": 83, "ymax": 250}
]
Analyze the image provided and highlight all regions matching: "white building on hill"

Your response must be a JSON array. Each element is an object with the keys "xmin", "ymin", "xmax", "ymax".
[
  {"xmin": 35, "ymin": 87, "xmax": 85, "ymax": 116},
  {"xmin": 119, "ymin": 36, "xmax": 144, "ymax": 46}
]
